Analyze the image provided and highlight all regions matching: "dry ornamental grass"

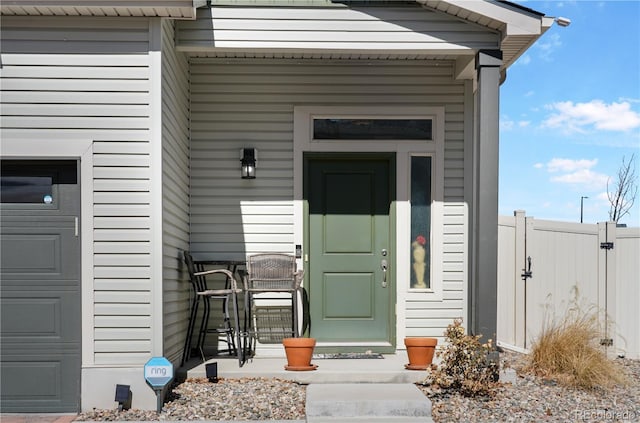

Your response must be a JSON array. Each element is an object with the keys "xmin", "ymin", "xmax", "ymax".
[{"xmin": 525, "ymin": 302, "xmax": 628, "ymax": 390}]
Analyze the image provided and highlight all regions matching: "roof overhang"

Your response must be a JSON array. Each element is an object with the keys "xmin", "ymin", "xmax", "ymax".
[
  {"xmin": 418, "ymin": 0, "xmax": 554, "ymax": 70},
  {"xmin": 0, "ymin": 1, "xmax": 207, "ymax": 19},
  {"xmin": 1, "ymin": 0, "xmax": 554, "ymax": 74}
]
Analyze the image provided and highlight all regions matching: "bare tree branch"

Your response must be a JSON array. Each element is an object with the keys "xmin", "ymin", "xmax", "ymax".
[{"xmin": 607, "ymin": 153, "xmax": 637, "ymax": 223}]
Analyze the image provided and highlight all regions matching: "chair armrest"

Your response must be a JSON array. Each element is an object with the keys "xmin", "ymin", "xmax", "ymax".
[
  {"xmin": 237, "ymin": 269, "xmax": 249, "ymax": 291},
  {"xmin": 193, "ymin": 268, "xmax": 238, "ymax": 290},
  {"xmin": 293, "ymin": 269, "xmax": 305, "ymax": 289},
  {"xmin": 197, "ymin": 289, "xmax": 233, "ymax": 296}
]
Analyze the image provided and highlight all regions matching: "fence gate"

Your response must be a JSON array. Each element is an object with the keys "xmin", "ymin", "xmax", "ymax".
[{"xmin": 497, "ymin": 211, "xmax": 634, "ymax": 357}]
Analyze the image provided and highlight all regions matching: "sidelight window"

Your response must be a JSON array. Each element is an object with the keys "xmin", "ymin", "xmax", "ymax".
[{"xmin": 410, "ymin": 155, "xmax": 432, "ymax": 289}]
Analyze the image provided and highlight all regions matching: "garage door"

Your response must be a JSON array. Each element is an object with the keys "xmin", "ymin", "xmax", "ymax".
[{"xmin": 1, "ymin": 160, "xmax": 81, "ymax": 412}]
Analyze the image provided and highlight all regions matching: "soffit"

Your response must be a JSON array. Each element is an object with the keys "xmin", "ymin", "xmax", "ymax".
[{"xmin": 0, "ymin": 1, "xmax": 206, "ymax": 19}]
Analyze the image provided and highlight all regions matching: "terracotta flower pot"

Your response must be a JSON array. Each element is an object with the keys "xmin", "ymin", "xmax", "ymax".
[
  {"xmin": 404, "ymin": 337, "xmax": 437, "ymax": 370},
  {"xmin": 282, "ymin": 337, "xmax": 318, "ymax": 371}
]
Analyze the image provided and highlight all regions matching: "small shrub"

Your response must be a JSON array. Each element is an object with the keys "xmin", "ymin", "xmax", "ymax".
[
  {"xmin": 525, "ymin": 302, "xmax": 628, "ymax": 390},
  {"xmin": 424, "ymin": 319, "xmax": 499, "ymax": 397}
]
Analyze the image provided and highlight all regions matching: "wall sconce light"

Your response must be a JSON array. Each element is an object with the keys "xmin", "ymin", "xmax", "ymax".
[
  {"xmin": 114, "ymin": 384, "xmax": 131, "ymax": 411},
  {"xmin": 240, "ymin": 148, "xmax": 257, "ymax": 179}
]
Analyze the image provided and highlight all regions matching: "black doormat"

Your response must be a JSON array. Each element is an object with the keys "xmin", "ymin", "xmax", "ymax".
[{"xmin": 313, "ymin": 352, "xmax": 384, "ymax": 359}]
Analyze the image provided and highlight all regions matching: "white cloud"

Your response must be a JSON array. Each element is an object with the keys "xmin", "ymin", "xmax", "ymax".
[
  {"xmin": 546, "ymin": 158, "xmax": 598, "ymax": 173},
  {"xmin": 500, "ymin": 119, "xmax": 514, "ymax": 131},
  {"xmin": 619, "ymin": 97, "xmax": 640, "ymax": 104},
  {"xmin": 524, "ymin": 91, "xmax": 535, "ymax": 98},
  {"xmin": 542, "ymin": 100, "xmax": 640, "ymax": 133},
  {"xmin": 556, "ymin": 1, "xmax": 579, "ymax": 8},
  {"xmin": 535, "ymin": 33, "xmax": 562, "ymax": 61},
  {"xmin": 534, "ymin": 163, "xmax": 544, "ymax": 169},
  {"xmin": 550, "ymin": 169, "xmax": 609, "ymax": 188},
  {"xmin": 542, "ymin": 158, "xmax": 609, "ymax": 190},
  {"xmin": 501, "ymin": 115, "xmax": 531, "ymax": 131}
]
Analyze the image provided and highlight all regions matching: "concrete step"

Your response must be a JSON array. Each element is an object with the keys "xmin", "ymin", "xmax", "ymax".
[
  {"xmin": 183, "ymin": 354, "xmax": 429, "ymax": 385},
  {"xmin": 305, "ymin": 383, "xmax": 433, "ymax": 423},
  {"xmin": 308, "ymin": 419, "xmax": 432, "ymax": 423}
]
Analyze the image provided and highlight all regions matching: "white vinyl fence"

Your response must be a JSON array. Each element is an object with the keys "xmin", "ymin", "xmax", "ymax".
[{"xmin": 497, "ymin": 210, "xmax": 640, "ymax": 359}]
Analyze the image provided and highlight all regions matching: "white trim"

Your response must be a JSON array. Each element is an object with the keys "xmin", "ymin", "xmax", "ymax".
[
  {"xmin": 293, "ymin": 105, "xmax": 445, "ymax": 344},
  {"xmin": 405, "ymin": 154, "xmax": 443, "ymax": 297},
  {"xmin": 1, "ymin": 137, "xmax": 95, "ymax": 366},
  {"xmin": 419, "ymin": 0, "xmax": 547, "ymax": 36},
  {"xmin": 149, "ymin": 18, "xmax": 164, "ymax": 356},
  {"xmin": 497, "ymin": 340, "xmax": 530, "ymax": 355}
]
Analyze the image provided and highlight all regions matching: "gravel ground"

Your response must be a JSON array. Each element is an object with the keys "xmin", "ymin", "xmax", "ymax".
[
  {"xmin": 76, "ymin": 352, "xmax": 639, "ymax": 422},
  {"xmin": 419, "ymin": 351, "xmax": 640, "ymax": 423},
  {"xmin": 76, "ymin": 378, "xmax": 306, "ymax": 421}
]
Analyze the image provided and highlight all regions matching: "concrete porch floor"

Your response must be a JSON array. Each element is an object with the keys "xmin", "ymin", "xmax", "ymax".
[{"xmin": 178, "ymin": 352, "xmax": 429, "ymax": 385}]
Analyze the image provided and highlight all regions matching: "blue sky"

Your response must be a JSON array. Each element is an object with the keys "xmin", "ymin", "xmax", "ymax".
[{"xmin": 499, "ymin": 0, "xmax": 640, "ymax": 226}]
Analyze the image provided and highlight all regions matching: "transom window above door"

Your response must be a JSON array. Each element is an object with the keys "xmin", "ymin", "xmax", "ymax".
[{"xmin": 313, "ymin": 118, "xmax": 433, "ymax": 141}]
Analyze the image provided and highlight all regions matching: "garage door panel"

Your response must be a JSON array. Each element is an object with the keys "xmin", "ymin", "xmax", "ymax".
[
  {"xmin": 1, "ymin": 159, "xmax": 81, "ymax": 412},
  {"xmin": 1, "ymin": 227, "xmax": 77, "ymax": 278},
  {"xmin": 1, "ymin": 293, "xmax": 80, "ymax": 341},
  {"xmin": 1, "ymin": 297, "xmax": 61, "ymax": 337},
  {"xmin": 0, "ymin": 279, "xmax": 80, "ymax": 289},
  {"xmin": 1, "ymin": 356, "xmax": 80, "ymax": 412}
]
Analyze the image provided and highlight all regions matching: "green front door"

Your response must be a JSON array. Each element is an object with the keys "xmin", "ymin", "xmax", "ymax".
[{"xmin": 304, "ymin": 155, "xmax": 395, "ymax": 351}]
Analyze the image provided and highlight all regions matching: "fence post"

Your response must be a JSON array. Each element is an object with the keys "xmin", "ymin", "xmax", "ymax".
[
  {"xmin": 606, "ymin": 221, "xmax": 617, "ymax": 357},
  {"xmin": 597, "ymin": 221, "xmax": 617, "ymax": 356},
  {"xmin": 524, "ymin": 215, "xmax": 535, "ymax": 349},
  {"xmin": 514, "ymin": 210, "xmax": 526, "ymax": 349}
]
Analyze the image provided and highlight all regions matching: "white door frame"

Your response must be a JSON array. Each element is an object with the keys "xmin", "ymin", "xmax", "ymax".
[
  {"xmin": 1, "ymin": 137, "xmax": 95, "ymax": 364},
  {"xmin": 293, "ymin": 105, "xmax": 445, "ymax": 344}
]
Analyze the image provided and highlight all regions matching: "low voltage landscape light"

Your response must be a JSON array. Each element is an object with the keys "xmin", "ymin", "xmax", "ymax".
[
  {"xmin": 206, "ymin": 362, "xmax": 218, "ymax": 383},
  {"xmin": 114, "ymin": 384, "xmax": 131, "ymax": 411}
]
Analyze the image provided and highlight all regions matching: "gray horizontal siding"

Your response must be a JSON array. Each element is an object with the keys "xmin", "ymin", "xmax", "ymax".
[
  {"xmin": 162, "ymin": 21, "xmax": 190, "ymax": 360},
  {"xmin": 190, "ymin": 58, "xmax": 467, "ymax": 335},
  {"xmin": 0, "ymin": 16, "xmax": 152, "ymax": 54},
  {"xmin": 0, "ymin": 16, "xmax": 155, "ymax": 365},
  {"xmin": 161, "ymin": 19, "xmax": 192, "ymax": 364},
  {"xmin": 176, "ymin": 5, "xmax": 499, "ymax": 53}
]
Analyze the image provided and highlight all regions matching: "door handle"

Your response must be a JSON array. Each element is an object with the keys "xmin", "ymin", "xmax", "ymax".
[
  {"xmin": 381, "ymin": 259, "xmax": 388, "ymax": 288},
  {"xmin": 521, "ymin": 256, "xmax": 532, "ymax": 281}
]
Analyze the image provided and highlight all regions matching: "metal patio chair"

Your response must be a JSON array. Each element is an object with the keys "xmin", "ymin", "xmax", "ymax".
[
  {"xmin": 242, "ymin": 253, "xmax": 304, "ymax": 358},
  {"xmin": 182, "ymin": 251, "xmax": 243, "ymax": 366}
]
